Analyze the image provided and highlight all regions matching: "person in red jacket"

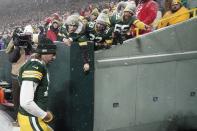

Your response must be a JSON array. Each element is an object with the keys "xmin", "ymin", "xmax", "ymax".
[
  {"xmin": 46, "ymin": 20, "xmax": 61, "ymax": 42},
  {"xmin": 136, "ymin": 0, "xmax": 158, "ymax": 34}
]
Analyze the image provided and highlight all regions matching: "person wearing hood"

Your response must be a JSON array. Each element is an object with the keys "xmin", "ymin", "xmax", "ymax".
[
  {"xmin": 61, "ymin": 15, "xmax": 90, "ymax": 72},
  {"xmin": 110, "ymin": 1, "xmax": 127, "ymax": 27},
  {"xmin": 62, "ymin": 15, "xmax": 86, "ymax": 45},
  {"xmin": 46, "ymin": 20, "xmax": 61, "ymax": 42},
  {"xmin": 6, "ymin": 26, "xmax": 34, "ymax": 121},
  {"xmin": 90, "ymin": 8, "xmax": 100, "ymax": 22},
  {"xmin": 157, "ymin": 0, "xmax": 190, "ymax": 29},
  {"xmin": 136, "ymin": 0, "xmax": 158, "ymax": 26},
  {"xmin": 113, "ymin": 4, "xmax": 150, "ymax": 43},
  {"xmin": 86, "ymin": 12, "xmax": 113, "ymax": 50}
]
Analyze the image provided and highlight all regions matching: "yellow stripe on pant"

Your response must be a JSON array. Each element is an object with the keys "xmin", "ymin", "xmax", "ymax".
[{"xmin": 18, "ymin": 112, "xmax": 52, "ymax": 131}]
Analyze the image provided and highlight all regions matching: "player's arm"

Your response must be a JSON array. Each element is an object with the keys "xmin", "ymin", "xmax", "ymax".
[{"xmin": 20, "ymin": 80, "xmax": 47, "ymax": 118}]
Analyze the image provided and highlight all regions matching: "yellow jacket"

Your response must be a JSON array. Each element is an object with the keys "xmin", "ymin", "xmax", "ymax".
[{"xmin": 157, "ymin": 6, "xmax": 190, "ymax": 29}]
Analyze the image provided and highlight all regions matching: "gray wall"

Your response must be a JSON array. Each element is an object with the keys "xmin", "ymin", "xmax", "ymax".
[
  {"xmin": 94, "ymin": 18, "xmax": 197, "ymax": 131},
  {"xmin": 188, "ymin": 0, "xmax": 197, "ymax": 8}
]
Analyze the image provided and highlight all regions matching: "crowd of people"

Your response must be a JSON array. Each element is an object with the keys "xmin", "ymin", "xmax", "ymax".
[
  {"xmin": 0, "ymin": 0, "xmax": 196, "ymax": 130},
  {"xmin": 0, "ymin": 0, "xmax": 195, "ymax": 51}
]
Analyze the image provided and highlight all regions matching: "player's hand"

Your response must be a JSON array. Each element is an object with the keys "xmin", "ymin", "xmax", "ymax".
[
  {"xmin": 43, "ymin": 111, "xmax": 54, "ymax": 123},
  {"xmin": 63, "ymin": 38, "xmax": 72, "ymax": 46},
  {"xmin": 145, "ymin": 25, "xmax": 152, "ymax": 31},
  {"xmin": 83, "ymin": 63, "xmax": 90, "ymax": 72}
]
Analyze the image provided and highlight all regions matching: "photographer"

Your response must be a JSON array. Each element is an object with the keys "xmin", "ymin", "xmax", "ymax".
[{"xmin": 6, "ymin": 26, "xmax": 34, "ymax": 121}]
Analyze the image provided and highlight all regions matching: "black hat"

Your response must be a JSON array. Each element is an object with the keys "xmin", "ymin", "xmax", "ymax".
[{"xmin": 35, "ymin": 38, "xmax": 56, "ymax": 54}]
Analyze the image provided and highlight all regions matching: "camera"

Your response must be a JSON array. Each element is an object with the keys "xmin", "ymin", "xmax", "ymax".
[
  {"xmin": 12, "ymin": 27, "xmax": 33, "ymax": 54},
  {"xmin": 13, "ymin": 32, "xmax": 32, "ymax": 47},
  {"xmin": 13, "ymin": 27, "xmax": 32, "ymax": 46}
]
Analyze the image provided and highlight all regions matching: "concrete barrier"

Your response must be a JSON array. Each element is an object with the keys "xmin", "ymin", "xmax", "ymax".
[{"xmin": 94, "ymin": 18, "xmax": 197, "ymax": 131}]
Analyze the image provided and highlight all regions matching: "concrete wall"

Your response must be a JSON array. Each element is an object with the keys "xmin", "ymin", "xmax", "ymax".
[
  {"xmin": 188, "ymin": 0, "xmax": 197, "ymax": 8},
  {"xmin": 94, "ymin": 18, "xmax": 197, "ymax": 131}
]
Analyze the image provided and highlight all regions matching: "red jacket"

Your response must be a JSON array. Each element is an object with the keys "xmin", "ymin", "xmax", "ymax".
[
  {"xmin": 46, "ymin": 29, "xmax": 58, "ymax": 42},
  {"xmin": 136, "ymin": 0, "xmax": 158, "ymax": 25}
]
